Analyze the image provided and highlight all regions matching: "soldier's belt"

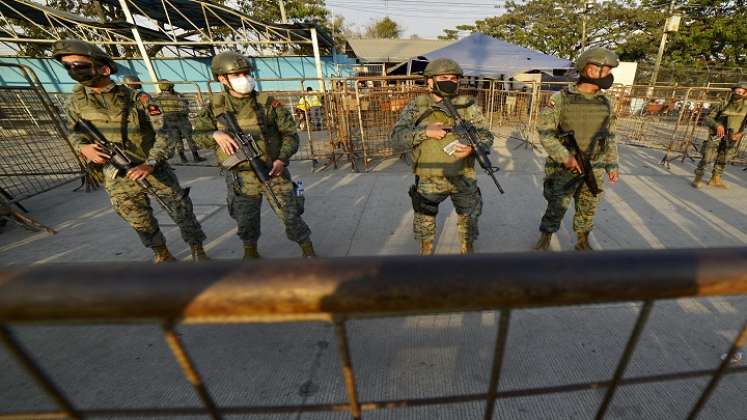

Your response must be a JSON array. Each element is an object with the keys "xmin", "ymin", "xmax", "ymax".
[{"xmin": 546, "ymin": 161, "xmax": 609, "ymax": 169}]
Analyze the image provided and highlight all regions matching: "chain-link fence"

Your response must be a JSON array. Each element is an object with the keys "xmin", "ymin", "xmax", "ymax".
[{"xmin": 0, "ymin": 64, "xmax": 86, "ymax": 205}]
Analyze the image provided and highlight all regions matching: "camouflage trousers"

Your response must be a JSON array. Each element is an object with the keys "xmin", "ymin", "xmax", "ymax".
[
  {"xmin": 164, "ymin": 114, "xmax": 198, "ymax": 154},
  {"xmin": 225, "ymin": 169, "xmax": 311, "ymax": 246},
  {"xmin": 539, "ymin": 165, "xmax": 605, "ymax": 234},
  {"xmin": 413, "ymin": 175, "xmax": 482, "ymax": 242},
  {"xmin": 105, "ymin": 165, "xmax": 206, "ymax": 248},
  {"xmin": 695, "ymin": 136, "xmax": 739, "ymax": 177}
]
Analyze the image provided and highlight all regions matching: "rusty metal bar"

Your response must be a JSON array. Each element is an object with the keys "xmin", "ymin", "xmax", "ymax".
[
  {"xmin": 334, "ymin": 317, "xmax": 362, "ymax": 420},
  {"xmin": 483, "ymin": 309, "xmax": 511, "ymax": 420},
  {"xmin": 161, "ymin": 321, "xmax": 222, "ymax": 420},
  {"xmin": 594, "ymin": 300, "xmax": 654, "ymax": 420},
  {"xmin": 0, "ymin": 326, "xmax": 80, "ymax": 419},
  {"xmin": 1, "ymin": 248, "xmax": 746, "ymax": 323},
  {"xmin": 686, "ymin": 317, "xmax": 747, "ymax": 420}
]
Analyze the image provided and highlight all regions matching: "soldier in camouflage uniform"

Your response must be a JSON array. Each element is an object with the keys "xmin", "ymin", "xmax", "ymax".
[
  {"xmin": 192, "ymin": 51, "xmax": 314, "ymax": 259},
  {"xmin": 155, "ymin": 79, "xmax": 206, "ymax": 163},
  {"xmin": 692, "ymin": 81, "xmax": 747, "ymax": 189},
  {"xmin": 391, "ymin": 58, "xmax": 494, "ymax": 255},
  {"xmin": 53, "ymin": 39, "xmax": 209, "ymax": 263},
  {"xmin": 533, "ymin": 47, "xmax": 620, "ymax": 251}
]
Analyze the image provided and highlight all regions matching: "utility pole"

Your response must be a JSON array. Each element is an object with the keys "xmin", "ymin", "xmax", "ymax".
[
  {"xmin": 649, "ymin": 0, "xmax": 681, "ymax": 86},
  {"xmin": 278, "ymin": 0, "xmax": 288, "ymax": 23},
  {"xmin": 581, "ymin": 0, "xmax": 593, "ymax": 49}
]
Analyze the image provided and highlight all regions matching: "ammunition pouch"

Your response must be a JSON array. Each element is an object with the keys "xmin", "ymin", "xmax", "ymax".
[{"xmin": 409, "ymin": 184, "xmax": 439, "ymax": 216}]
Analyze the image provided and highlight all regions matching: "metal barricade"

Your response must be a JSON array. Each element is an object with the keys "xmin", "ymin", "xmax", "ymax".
[
  {"xmin": 1, "ymin": 248, "xmax": 746, "ymax": 420},
  {"xmin": 0, "ymin": 63, "xmax": 87, "ymax": 205}
]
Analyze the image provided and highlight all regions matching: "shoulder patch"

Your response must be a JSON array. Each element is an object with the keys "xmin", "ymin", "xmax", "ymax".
[
  {"xmin": 271, "ymin": 99, "xmax": 282, "ymax": 108},
  {"xmin": 138, "ymin": 93, "xmax": 152, "ymax": 106},
  {"xmin": 148, "ymin": 104, "xmax": 162, "ymax": 116}
]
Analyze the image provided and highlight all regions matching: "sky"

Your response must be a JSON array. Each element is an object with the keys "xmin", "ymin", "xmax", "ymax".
[{"xmin": 325, "ymin": 0, "xmax": 506, "ymax": 39}]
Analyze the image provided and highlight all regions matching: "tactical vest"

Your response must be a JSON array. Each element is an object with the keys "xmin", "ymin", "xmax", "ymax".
[
  {"xmin": 411, "ymin": 94, "xmax": 476, "ymax": 177},
  {"xmin": 558, "ymin": 89, "xmax": 611, "ymax": 158},
  {"xmin": 209, "ymin": 91, "xmax": 282, "ymax": 170},
  {"xmin": 71, "ymin": 84, "xmax": 154, "ymax": 163},
  {"xmin": 716, "ymin": 97, "xmax": 747, "ymax": 133},
  {"xmin": 156, "ymin": 92, "xmax": 188, "ymax": 116}
]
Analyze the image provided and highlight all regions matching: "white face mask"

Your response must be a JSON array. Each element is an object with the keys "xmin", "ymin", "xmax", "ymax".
[{"xmin": 228, "ymin": 75, "xmax": 255, "ymax": 94}]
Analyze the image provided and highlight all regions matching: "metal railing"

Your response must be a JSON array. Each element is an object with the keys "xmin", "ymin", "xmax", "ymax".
[
  {"xmin": 0, "ymin": 63, "xmax": 89, "ymax": 205},
  {"xmin": 1, "ymin": 247, "xmax": 746, "ymax": 420}
]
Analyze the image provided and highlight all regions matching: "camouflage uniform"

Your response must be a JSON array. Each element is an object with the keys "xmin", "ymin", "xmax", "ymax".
[
  {"xmin": 536, "ymin": 87, "xmax": 618, "ymax": 234},
  {"xmin": 53, "ymin": 39, "xmax": 207, "ymax": 262},
  {"xmin": 193, "ymin": 90, "xmax": 311, "ymax": 250},
  {"xmin": 391, "ymin": 58, "xmax": 493, "ymax": 255},
  {"xmin": 694, "ymin": 84, "xmax": 747, "ymax": 187},
  {"xmin": 155, "ymin": 81, "xmax": 203, "ymax": 162},
  {"xmin": 64, "ymin": 83, "xmax": 206, "ymax": 250},
  {"xmin": 534, "ymin": 47, "xmax": 619, "ymax": 251}
]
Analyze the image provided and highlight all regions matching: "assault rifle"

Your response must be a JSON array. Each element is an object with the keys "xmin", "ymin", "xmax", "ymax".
[
  {"xmin": 216, "ymin": 112, "xmax": 283, "ymax": 210},
  {"xmin": 558, "ymin": 129, "xmax": 603, "ymax": 196},
  {"xmin": 438, "ymin": 98, "xmax": 505, "ymax": 194},
  {"xmin": 74, "ymin": 119, "xmax": 179, "ymax": 217}
]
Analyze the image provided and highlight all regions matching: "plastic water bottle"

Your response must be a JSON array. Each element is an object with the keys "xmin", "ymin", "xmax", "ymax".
[{"xmin": 294, "ymin": 179, "xmax": 304, "ymax": 197}]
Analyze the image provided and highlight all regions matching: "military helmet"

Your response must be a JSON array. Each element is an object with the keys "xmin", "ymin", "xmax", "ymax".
[
  {"xmin": 122, "ymin": 74, "xmax": 142, "ymax": 88},
  {"xmin": 158, "ymin": 79, "xmax": 174, "ymax": 91},
  {"xmin": 423, "ymin": 58, "xmax": 464, "ymax": 78},
  {"xmin": 52, "ymin": 38, "xmax": 118, "ymax": 73},
  {"xmin": 733, "ymin": 81, "xmax": 747, "ymax": 90},
  {"xmin": 211, "ymin": 51, "xmax": 253, "ymax": 79},
  {"xmin": 575, "ymin": 47, "xmax": 619, "ymax": 72}
]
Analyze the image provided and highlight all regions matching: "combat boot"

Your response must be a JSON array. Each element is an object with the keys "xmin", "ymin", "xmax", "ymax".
[
  {"xmin": 419, "ymin": 240, "xmax": 434, "ymax": 256},
  {"xmin": 574, "ymin": 231, "xmax": 593, "ymax": 251},
  {"xmin": 192, "ymin": 151, "xmax": 207, "ymax": 162},
  {"xmin": 178, "ymin": 151, "xmax": 188, "ymax": 163},
  {"xmin": 242, "ymin": 244, "xmax": 261, "ymax": 260},
  {"xmin": 533, "ymin": 232, "xmax": 552, "ymax": 251},
  {"xmin": 460, "ymin": 240, "xmax": 474, "ymax": 255},
  {"xmin": 691, "ymin": 174, "xmax": 703, "ymax": 189},
  {"xmin": 190, "ymin": 243, "xmax": 210, "ymax": 262},
  {"xmin": 153, "ymin": 245, "xmax": 177, "ymax": 263},
  {"xmin": 299, "ymin": 241, "xmax": 316, "ymax": 258},
  {"xmin": 707, "ymin": 175, "xmax": 728, "ymax": 189}
]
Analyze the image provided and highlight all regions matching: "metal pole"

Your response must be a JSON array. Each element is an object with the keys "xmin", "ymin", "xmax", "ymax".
[
  {"xmin": 278, "ymin": 0, "xmax": 288, "ymax": 23},
  {"xmin": 581, "ymin": 13, "xmax": 587, "ymax": 50},
  {"xmin": 649, "ymin": 0, "xmax": 677, "ymax": 86},
  {"xmin": 117, "ymin": 0, "xmax": 159, "ymax": 87},
  {"xmin": 310, "ymin": 27, "xmax": 325, "ymax": 92}
]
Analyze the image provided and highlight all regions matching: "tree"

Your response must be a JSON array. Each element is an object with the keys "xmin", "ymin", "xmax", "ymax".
[
  {"xmin": 237, "ymin": 0, "xmax": 329, "ymax": 25},
  {"xmin": 438, "ymin": 29, "xmax": 460, "ymax": 41},
  {"xmin": 446, "ymin": 0, "xmax": 654, "ymax": 61},
  {"xmin": 440, "ymin": 0, "xmax": 745, "ymax": 70},
  {"xmin": 365, "ymin": 17, "xmax": 403, "ymax": 39}
]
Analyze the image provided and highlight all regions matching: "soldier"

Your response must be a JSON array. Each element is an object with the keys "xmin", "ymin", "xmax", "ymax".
[
  {"xmin": 155, "ymin": 79, "xmax": 206, "ymax": 163},
  {"xmin": 52, "ymin": 39, "xmax": 209, "ymax": 262},
  {"xmin": 533, "ymin": 47, "xmax": 620, "ymax": 251},
  {"xmin": 192, "ymin": 51, "xmax": 315, "ymax": 259},
  {"xmin": 692, "ymin": 81, "xmax": 747, "ymax": 189},
  {"xmin": 391, "ymin": 58, "xmax": 494, "ymax": 255}
]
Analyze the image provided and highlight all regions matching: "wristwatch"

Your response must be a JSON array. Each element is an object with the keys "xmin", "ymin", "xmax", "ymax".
[{"xmin": 146, "ymin": 159, "xmax": 158, "ymax": 168}]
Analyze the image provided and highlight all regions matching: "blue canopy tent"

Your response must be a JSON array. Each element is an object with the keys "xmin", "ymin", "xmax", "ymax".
[{"xmin": 412, "ymin": 33, "xmax": 572, "ymax": 79}]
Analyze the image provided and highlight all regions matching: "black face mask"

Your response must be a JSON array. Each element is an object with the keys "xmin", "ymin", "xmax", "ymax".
[
  {"xmin": 579, "ymin": 73, "xmax": 614, "ymax": 90},
  {"xmin": 433, "ymin": 80, "xmax": 459, "ymax": 97},
  {"xmin": 64, "ymin": 62, "xmax": 103, "ymax": 86}
]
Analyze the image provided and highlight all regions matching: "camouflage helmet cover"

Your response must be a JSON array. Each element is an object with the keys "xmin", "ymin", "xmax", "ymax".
[
  {"xmin": 158, "ymin": 79, "xmax": 174, "ymax": 90},
  {"xmin": 575, "ymin": 47, "xmax": 620, "ymax": 72},
  {"xmin": 122, "ymin": 74, "xmax": 141, "ymax": 84},
  {"xmin": 211, "ymin": 51, "xmax": 253, "ymax": 79},
  {"xmin": 423, "ymin": 58, "xmax": 464, "ymax": 78},
  {"xmin": 52, "ymin": 39, "xmax": 118, "ymax": 73},
  {"xmin": 733, "ymin": 81, "xmax": 747, "ymax": 90}
]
